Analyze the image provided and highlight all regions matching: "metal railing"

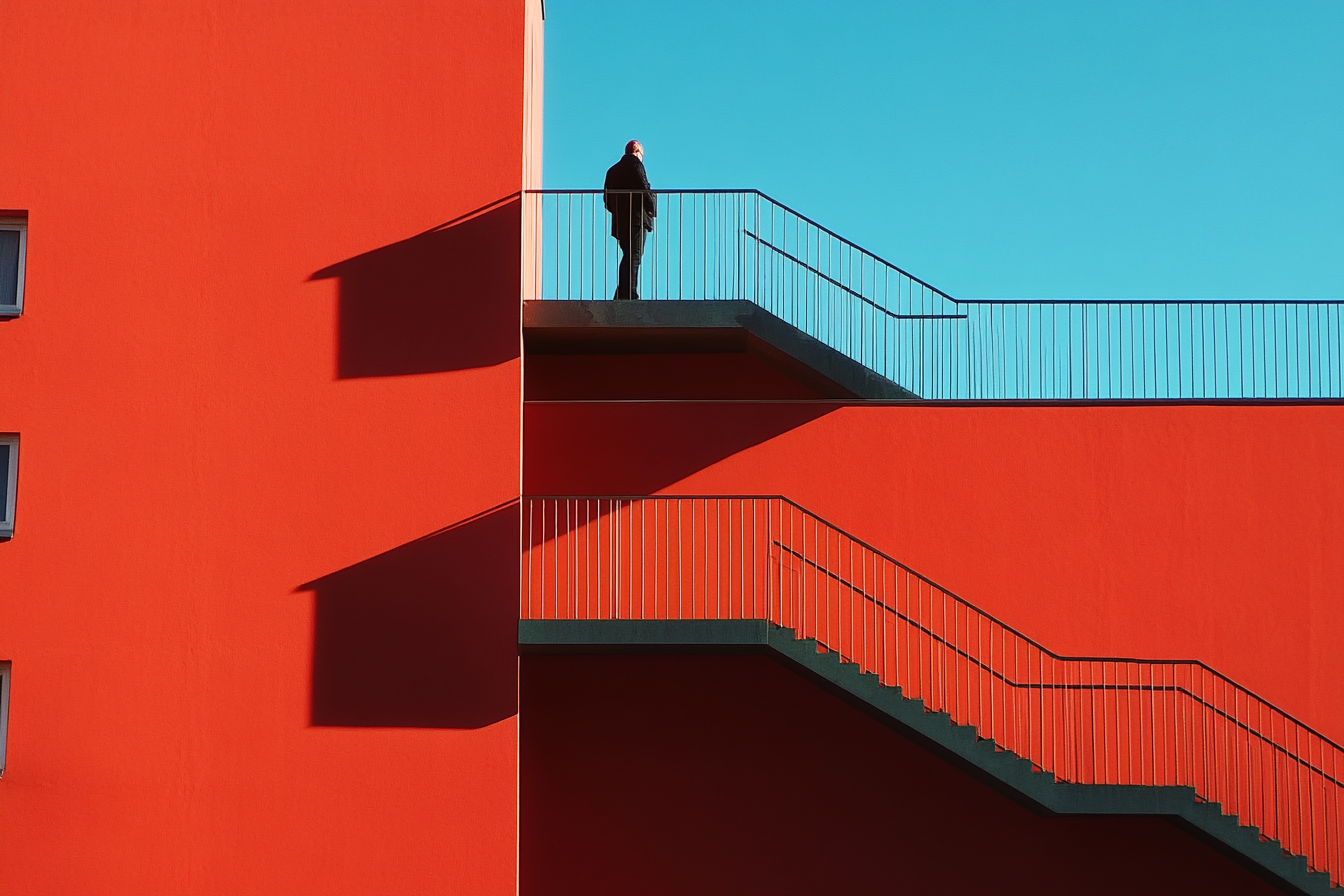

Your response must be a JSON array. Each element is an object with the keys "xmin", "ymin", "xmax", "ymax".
[
  {"xmin": 524, "ymin": 190, "xmax": 1344, "ymax": 399},
  {"xmin": 523, "ymin": 495, "xmax": 1343, "ymax": 884}
]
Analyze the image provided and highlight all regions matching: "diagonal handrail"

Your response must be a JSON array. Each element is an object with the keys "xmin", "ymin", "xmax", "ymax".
[
  {"xmin": 774, "ymin": 537, "xmax": 1344, "ymax": 790},
  {"xmin": 522, "ymin": 494, "xmax": 1344, "ymax": 884},
  {"xmin": 744, "ymin": 229, "xmax": 967, "ymax": 320},
  {"xmin": 528, "ymin": 188, "xmax": 958, "ymax": 302}
]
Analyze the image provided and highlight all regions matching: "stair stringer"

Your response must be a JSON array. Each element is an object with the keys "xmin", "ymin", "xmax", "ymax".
[{"xmin": 519, "ymin": 618, "xmax": 1336, "ymax": 896}]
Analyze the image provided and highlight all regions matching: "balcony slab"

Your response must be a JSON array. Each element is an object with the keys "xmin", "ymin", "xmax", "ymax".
[{"xmin": 522, "ymin": 299, "xmax": 918, "ymax": 400}]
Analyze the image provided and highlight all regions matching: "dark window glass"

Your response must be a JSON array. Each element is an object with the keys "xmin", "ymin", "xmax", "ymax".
[
  {"xmin": 0, "ymin": 230, "xmax": 19, "ymax": 308},
  {"xmin": 0, "ymin": 444, "xmax": 9, "ymax": 520}
]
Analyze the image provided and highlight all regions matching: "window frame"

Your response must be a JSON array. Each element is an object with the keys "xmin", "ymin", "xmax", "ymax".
[
  {"xmin": 0, "ymin": 215, "xmax": 27, "ymax": 317},
  {"xmin": 0, "ymin": 434, "xmax": 17, "ymax": 539},
  {"xmin": 0, "ymin": 661, "xmax": 10, "ymax": 777}
]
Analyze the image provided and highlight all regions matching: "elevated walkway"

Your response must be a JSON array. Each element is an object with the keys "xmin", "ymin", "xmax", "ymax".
[{"xmin": 526, "ymin": 189, "xmax": 1344, "ymax": 399}]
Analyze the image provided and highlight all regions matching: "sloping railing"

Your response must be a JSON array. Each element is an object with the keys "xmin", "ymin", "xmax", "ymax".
[
  {"xmin": 522, "ymin": 495, "xmax": 1343, "ymax": 885},
  {"xmin": 524, "ymin": 190, "xmax": 1344, "ymax": 399}
]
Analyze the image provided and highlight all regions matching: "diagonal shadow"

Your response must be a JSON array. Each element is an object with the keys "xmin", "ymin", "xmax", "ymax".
[
  {"xmin": 310, "ymin": 195, "xmax": 521, "ymax": 379},
  {"xmin": 296, "ymin": 502, "xmax": 519, "ymax": 729},
  {"xmin": 523, "ymin": 400, "xmax": 835, "ymax": 498}
]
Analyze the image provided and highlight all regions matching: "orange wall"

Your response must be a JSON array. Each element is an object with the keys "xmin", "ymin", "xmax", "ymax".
[
  {"xmin": 525, "ymin": 401, "xmax": 1344, "ymax": 742},
  {"xmin": 0, "ymin": 2, "xmax": 532, "ymax": 893}
]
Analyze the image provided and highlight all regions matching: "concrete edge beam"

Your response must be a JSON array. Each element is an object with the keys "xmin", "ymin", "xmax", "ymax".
[{"xmin": 522, "ymin": 300, "xmax": 920, "ymax": 400}]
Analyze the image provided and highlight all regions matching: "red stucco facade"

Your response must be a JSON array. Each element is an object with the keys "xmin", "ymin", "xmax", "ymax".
[
  {"xmin": 0, "ymin": 2, "xmax": 538, "ymax": 891},
  {"xmin": 2, "ymin": 3, "xmax": 1341, "ymax": 894}
]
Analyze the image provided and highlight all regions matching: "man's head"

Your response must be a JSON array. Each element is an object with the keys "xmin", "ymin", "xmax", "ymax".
[{"xmin": 625, "ymin": 139, "xmax": 644, "ymax": 160}]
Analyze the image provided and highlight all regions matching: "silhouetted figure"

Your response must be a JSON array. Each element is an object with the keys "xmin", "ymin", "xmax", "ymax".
[{"xmin": 604, "ymin": 140, "xmax": 656, "ymax": 300}]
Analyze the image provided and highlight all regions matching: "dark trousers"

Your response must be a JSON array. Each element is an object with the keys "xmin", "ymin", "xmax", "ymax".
[{"xmin": 614, "ymin": 228, "xmax": 646, "ymax": 300}]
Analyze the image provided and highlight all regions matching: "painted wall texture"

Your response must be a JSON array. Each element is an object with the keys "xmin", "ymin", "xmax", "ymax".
[
  {"xmin": 3, "ymin": 0, "xmax": 1338, "ymax": 890},
  {"xmin": 0, "ymin": 2, "xmax": 536, "ymax": 892},
  {"xmin": 525, "ymin": 401, "xmax": 1344, "ymax": 743}
]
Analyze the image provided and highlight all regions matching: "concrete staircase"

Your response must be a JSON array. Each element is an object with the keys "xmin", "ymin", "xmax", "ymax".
[{"xmin": 520, "ymin": 617, "xmax": 1336, "ymax": 895}]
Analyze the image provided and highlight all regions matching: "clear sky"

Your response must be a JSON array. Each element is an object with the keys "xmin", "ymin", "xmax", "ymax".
[{"xmin": 542, "ymin": 1, "xmax": 1344, "ymax": 300}]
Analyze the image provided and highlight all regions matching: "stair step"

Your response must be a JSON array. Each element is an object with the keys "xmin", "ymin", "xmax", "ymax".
[
  {"xmin": 772, "ymin": 627, "xmax": 1335, "ymax": 893},
  {"xmin": 526, "ymin": 619, "xmax": 1340, "ymax": 894}
]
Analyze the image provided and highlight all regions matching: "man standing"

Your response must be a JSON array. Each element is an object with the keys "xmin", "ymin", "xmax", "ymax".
[{"xmin": 604, "ymin": 140, "xmax": 656, "ymax": 300}]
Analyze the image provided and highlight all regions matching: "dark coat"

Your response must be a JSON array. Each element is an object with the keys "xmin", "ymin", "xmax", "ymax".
[{"xmin": 604, "ymin": 153, "xmax": 656, "ymax": 238}]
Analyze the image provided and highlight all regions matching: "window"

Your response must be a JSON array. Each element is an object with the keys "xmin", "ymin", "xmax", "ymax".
[
  {"xmin": 0, "ymin": 662, "xmax": 9, "ymax": 776},
  {"xmin": 0, "ymin": 435, "xmax": 16, "ymax": 538},
  {"xmin": 0, "ymin": 215, "xmax": 27, "ymax": 316}
]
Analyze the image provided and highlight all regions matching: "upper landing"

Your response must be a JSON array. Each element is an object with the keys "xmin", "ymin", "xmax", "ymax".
[
  {"xmin": 523, "ymin": 299, "xmax": 918, "ymax": 400},
  {"xmin": 525, "ymin": 190, "xmax": 1344, "ymax": 401}
]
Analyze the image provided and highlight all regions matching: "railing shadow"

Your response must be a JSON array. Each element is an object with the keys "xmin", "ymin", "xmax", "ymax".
[
  {"xmin": 523, "ymin": 401, "xmax": 834, "ymax": 497},
  {"xmin": 297, "ymin": 501, "xmax": 519, "ymax": 728},
  {"xmin": 310, "ymin": 195, "xmax": 521, "ymax": 379}
]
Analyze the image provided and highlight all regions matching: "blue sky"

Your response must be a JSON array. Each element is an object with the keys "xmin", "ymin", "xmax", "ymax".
[{"xmin": 542, "ymin": 1, "xmax": 1344, "ymax": 300}]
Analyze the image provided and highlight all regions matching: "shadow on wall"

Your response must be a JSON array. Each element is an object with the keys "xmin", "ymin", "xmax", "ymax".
[
  {"xmin": 297, "ymin": 502, "xmax": 520, "ymax": 729},
  {"xmin": 523, "ymin": 401, "xmax": 836, "ymax": 496},
  {"xmin": 310, "ymin": 195, "xmax": 521, "ymax": 379}
]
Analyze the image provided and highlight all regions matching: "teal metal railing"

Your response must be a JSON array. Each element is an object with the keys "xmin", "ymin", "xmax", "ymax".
[
  {"xmin": 524, "ymin": 190, "xmax": 1343, "ymax": 399},
  {"xmin": 523, "ymin": 495, "xmax": 1344, "ymax": 884}
]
